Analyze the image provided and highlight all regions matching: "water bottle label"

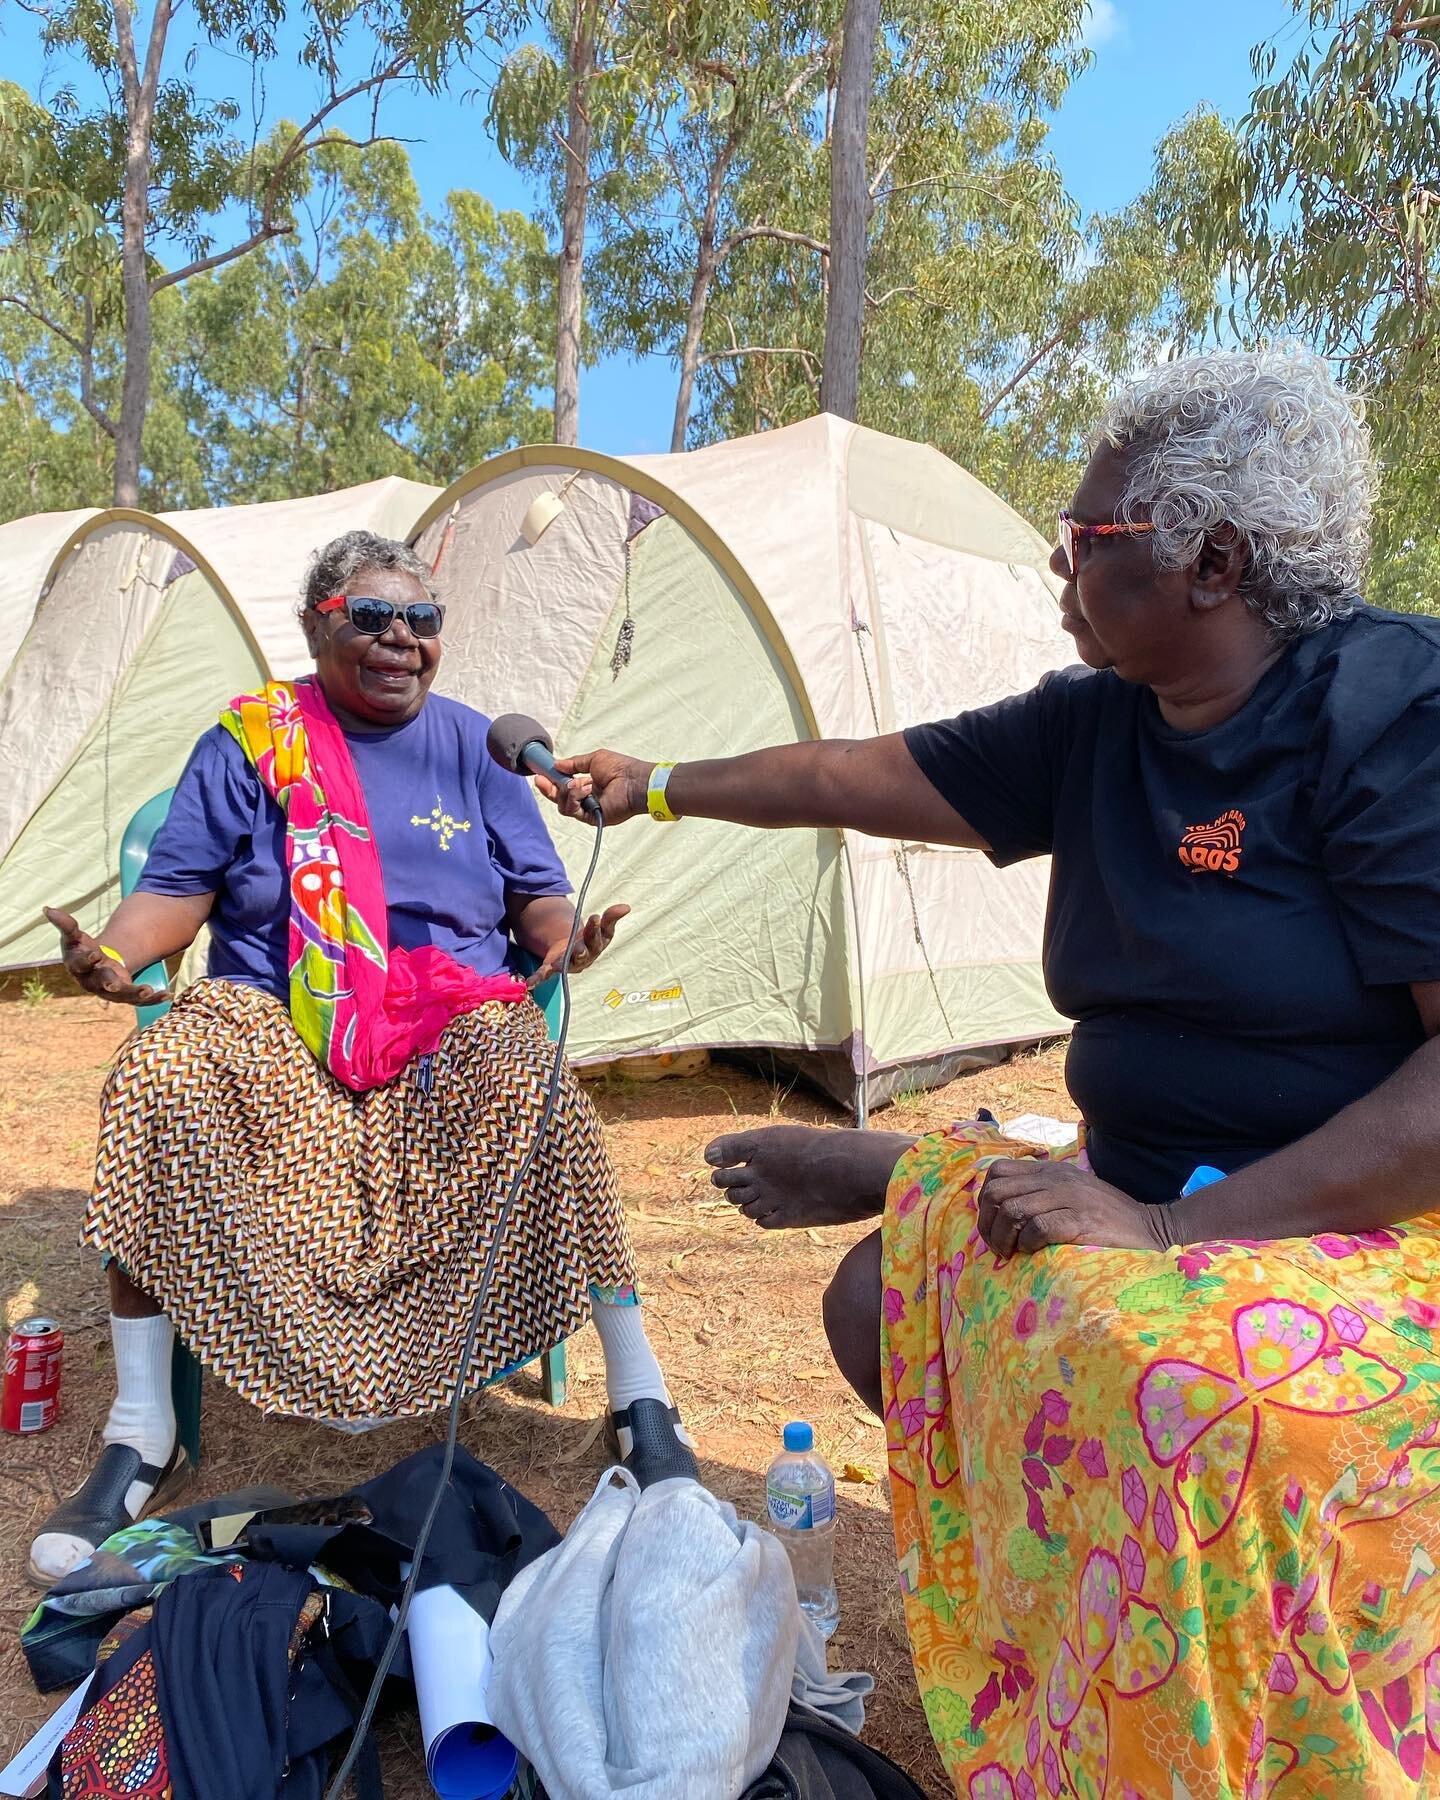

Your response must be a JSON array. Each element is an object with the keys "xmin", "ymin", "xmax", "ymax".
[
  {"xmin": 767, "ymin": 1486, "xmax": 813, "ymax": 1529},
  {"xmin": 766, "ymin": 1483, "xmax": 835, "ymax": 1530}
]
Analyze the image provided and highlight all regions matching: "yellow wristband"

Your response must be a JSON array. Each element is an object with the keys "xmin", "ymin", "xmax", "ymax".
[
  {"xmin": 647, "ymin": 762, "xmax": 680, "ymax": 822},
  {"xmin": 99, "ymin": 944, "xmax": 126, "ymax": 965}
]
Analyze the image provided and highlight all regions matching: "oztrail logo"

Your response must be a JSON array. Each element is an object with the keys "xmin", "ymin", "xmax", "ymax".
[{"xmin": 603, "ymin": 982, "xmax": 685, "ymax": 1011}]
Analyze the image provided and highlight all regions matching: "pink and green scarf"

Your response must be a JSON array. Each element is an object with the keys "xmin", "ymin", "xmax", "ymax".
[{"xmin": 220, "ymin": 679, "xmax": 526, "ymax": 1090}]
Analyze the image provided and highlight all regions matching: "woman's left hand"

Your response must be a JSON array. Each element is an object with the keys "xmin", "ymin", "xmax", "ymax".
[
  {"xmin": 527, "ymin": 904, "xmax": 630, "ymax": 987},
  {"xmin": 978, "ymin": 1158, "xmax": 1173, "ymax": 1256}
]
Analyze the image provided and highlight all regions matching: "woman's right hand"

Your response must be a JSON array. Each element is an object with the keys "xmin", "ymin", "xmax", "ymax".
[
  {"xmin": 44, "ymin": 907, "xmax": 170, "ymax": 1007},
  {"xmin": 537, "ymin": 750, "xmax": 657, "ymax": 826}
]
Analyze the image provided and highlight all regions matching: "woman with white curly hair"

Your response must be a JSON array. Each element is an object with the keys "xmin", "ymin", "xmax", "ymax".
[{"xmin": 543, "ymin": 348, "xmax": 1440, "ymax": 1795}]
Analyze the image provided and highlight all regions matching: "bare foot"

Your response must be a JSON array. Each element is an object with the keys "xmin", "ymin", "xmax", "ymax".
[{"xmin": 703, "ymin": 1124, "xmax": 915, "ymax": 1229}]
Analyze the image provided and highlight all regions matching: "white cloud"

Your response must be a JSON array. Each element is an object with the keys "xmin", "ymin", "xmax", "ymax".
[{"xmin": 1080, "ymin": 0, "xmax": 1123, "ymax": 51}]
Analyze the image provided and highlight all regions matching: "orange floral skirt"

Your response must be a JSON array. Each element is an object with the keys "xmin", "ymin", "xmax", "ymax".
[{"xmin": 882, "ymin": 1123, "xmax": 1440, "ymax": 1798}]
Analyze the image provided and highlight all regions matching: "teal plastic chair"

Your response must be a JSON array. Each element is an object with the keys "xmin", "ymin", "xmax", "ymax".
[{"xmin": 118, "ymin": 793, "xmax": 570, "ymax": 1471}]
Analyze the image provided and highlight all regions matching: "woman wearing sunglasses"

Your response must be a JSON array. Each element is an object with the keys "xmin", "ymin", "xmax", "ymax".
[
  {"xmin": 542, "ymin": 349, "xmax": 1440, "ymax": 1794},
  {"xmin": 29, "ymin": 529, "xmax": 696, "ymax": 1586}
]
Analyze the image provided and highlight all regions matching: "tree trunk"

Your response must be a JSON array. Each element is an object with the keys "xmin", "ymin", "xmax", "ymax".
[
  {"xmin": 670, "ymin": 137, "xmax": 737, "ymax": 453},
  {"xmin": 670, "ymin": 250, "xmax": 716, "ymax": 453},
  {"xmin": 111, "ymin": 0, "xmax": 172, "ymax": 508},
  {"xmin": 555, "ymin": 0, "xmax": 595, "ymax": 446},
  {"xmin": 820, "ymin": 0, "xmax": 881, "ymax": 421}
]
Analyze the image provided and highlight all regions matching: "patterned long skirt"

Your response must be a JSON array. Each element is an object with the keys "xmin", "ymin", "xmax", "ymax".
[
  {"xmin": 83, "ymin": 979, "xmax": 637, "ymax": 1421},
  {"xmin": 883, "ymin": 1121, "xmax": 1440, "ymax": 1799}
]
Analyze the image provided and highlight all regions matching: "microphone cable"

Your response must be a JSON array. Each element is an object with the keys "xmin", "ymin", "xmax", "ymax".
[{"xmin": 324, "ymin": 817, "xmax": 605, "ymax": 1799}]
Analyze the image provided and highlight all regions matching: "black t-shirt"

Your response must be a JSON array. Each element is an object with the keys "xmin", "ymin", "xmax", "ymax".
[{"xmin": 904, "ymin": 605, "xmax": 1440, "ymax": 1204}]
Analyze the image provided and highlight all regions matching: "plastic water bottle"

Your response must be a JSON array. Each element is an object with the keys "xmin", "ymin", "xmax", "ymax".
[{"xmin": 765, "ymin": 1420, "xmax": 839, "ymax": 1638}]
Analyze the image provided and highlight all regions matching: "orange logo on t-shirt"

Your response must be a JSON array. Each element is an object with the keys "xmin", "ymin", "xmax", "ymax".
[{"xmin": 1178, "ymin": 808, "xmax": 1246, "ymax": 875}]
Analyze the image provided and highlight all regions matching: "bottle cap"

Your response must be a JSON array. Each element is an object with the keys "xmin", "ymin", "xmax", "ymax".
[{"xmin": 783, "ymin": 1421, "xmax": 814, "ymax": 1452}]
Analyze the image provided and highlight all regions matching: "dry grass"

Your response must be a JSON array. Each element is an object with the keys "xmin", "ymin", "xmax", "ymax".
[{"xmin": 0, "ymin": 992, "xmax": 1072, "ymax": 1798}]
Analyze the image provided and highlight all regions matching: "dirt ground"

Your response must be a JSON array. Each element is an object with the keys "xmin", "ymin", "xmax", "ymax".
[{"xmin": 0, "ymin": 988, "xmax": 1073, "ymax": 1798}]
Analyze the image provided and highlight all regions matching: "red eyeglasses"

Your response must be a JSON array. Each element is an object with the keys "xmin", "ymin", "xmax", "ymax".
[{"xmin": 1056, "ymin": 508, "xmax": 1155, "ymax": 579}]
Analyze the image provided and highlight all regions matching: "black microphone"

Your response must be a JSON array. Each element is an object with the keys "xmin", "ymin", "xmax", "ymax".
[{"xmin": 487, "ymin": 712, "xmax": 602, "ymax": 820}]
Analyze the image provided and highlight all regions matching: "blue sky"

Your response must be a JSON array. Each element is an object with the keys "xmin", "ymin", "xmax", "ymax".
[{"xmin": 4, "ymin": 0, "xmax": 1299, "ymax": 457}]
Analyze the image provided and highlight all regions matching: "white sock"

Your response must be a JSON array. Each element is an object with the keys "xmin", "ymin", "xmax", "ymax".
[
  {"xmin": 590, "ymin": 1299, "xmax": 671, "ymax": 1413},
  {"xmin": 103, "ymin": 1314, "xmax": 178, "ymax": 1515},
  {"xmin": 32, "ymin": 1315, "xmax": 178, "ymax": 1583}
]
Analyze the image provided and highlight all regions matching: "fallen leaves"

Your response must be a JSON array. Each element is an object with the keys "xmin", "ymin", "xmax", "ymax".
[{"xmin": 557, "ymin": 1416, "xmax": 608, "ymax": 1463}]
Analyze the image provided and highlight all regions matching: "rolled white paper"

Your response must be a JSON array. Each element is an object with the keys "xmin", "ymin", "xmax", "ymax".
[{"xmin": 406, "ymin": 1579, "xmax": 518, "ymax": 1800}]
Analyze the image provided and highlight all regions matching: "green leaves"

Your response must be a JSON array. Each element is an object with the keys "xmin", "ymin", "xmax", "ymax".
[
  {"xmin": 1197, "ymin": 1, "xmax": 1440, "ymax": 617},
  {"xmin": 1114, "ymin": 1271, "xmax": 1192, "ymax": 1315},
  {"xmin": 0, "ymin": 135, "xmax": 553, "ymax": 512},
  {"xmin": 180, "ymin": 146, "xmax": 555, "ymax": 495},
  {"xmin": 2, "ymin": 0, "xmax": 518, "ymax": 505},
  {"xmin": 542, "ymin": 0, "xmax": 1220, "ymax": 521},
  {"xmin": 488, "ymin": 43, "xmax": 568, "ymax": 164}
]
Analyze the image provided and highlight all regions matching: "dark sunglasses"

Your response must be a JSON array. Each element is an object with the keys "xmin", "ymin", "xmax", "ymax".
[{"xmin": 316, "ymin": 593, "xmax": 445, "ymax": 639}]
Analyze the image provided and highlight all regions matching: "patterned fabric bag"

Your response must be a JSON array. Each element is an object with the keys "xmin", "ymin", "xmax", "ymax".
[{"xmin": 52, "ymin": 1563, "xmax": 346, "ymax": 1800}]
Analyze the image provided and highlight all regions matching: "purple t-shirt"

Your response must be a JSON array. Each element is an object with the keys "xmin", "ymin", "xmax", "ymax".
[{"xmin": 139, "ymin": 693, "xmax": 570, "ymax": 999}]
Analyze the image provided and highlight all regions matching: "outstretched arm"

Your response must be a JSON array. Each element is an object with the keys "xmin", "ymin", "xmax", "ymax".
[
  {"xmin": 45, "ymin": 892, "xmax": 213, "ymax": 1006},
  {"xmin": 539, "ymin": 735, "xmax": 990, "ymax": 849}
]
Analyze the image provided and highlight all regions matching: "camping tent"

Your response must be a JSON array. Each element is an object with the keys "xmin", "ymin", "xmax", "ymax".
[
  {"xmin": 0, "ymin": 430, "xmax": 1069, "ymax": 1108},
  {"xmin": 0, "ymin": 511, "xmax": 268, "ymax": 970},
  {"xmin": 0, "ymin": 477, "xmax": 438, "ymax": 970},
  {"xmin": 410, "ymin": 413, "xmax": 1071, "ymax": 1111}
]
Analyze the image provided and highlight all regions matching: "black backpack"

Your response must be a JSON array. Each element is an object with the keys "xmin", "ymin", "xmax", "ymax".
[{"xmin": 741, "ymin": 1707, "xmax": 932, "ymax": 1800}]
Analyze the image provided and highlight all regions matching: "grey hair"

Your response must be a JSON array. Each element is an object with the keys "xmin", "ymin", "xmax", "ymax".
[
  {"xmin": 300, "ymin": 529, "xmax": 435, "ymax": 612},
  {"xmin": 1094, "ymin": 346, "xmax": 1376, "ymax": 638}
]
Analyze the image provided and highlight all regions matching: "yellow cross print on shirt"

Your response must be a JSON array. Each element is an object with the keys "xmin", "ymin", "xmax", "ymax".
[{"xmin": 410, "ymin": 796, "xmax": 472, "ymax": 852}]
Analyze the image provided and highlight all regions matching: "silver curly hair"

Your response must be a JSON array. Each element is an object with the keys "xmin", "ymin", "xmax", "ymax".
[
  {"xmin": 1095, "ymin": 346, "xmax": 1376, "ymax": 638},
  {"xmin": 300, "ymin": 530, "xmax": 435, "ymax": 612}
]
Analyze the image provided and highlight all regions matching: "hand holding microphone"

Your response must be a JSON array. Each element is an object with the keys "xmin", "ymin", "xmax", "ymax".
[
  {"xmin": 545, "ymin": 750, "xmax": 664, "ymax": 826},
  {"xmin": 486, "ymin": 713, "xmax": 605, "ymax": 820},
  {"xmin": 486, "ymin": 714, "xmax": 658, "ymax": 828}
]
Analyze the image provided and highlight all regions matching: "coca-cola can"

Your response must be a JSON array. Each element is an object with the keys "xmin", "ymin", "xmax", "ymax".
[{"xmin": 2, "ymin": 1316, "xmax": 63, "ymax": 1434}]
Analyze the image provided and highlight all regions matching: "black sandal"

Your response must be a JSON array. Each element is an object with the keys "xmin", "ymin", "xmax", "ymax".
[
  {"xmin": 608, "ymin": 1398, "xmax": 701, "ymax": 1489},
  {"xmin": 28, "ymin": 1440, "xmax": 189, "ymax": 1588}
]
